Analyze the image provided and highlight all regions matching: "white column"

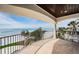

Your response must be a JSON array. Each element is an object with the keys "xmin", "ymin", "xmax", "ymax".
[{"xmin": 53, "ymin": 21, "xmax": 57, "ymax": 39}]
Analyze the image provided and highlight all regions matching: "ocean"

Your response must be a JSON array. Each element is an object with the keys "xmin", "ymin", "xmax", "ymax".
[
  {"xmin": 0, "ymin": 28, "xmax": 53, "ymax": 37},
  {"xmin": 0, "ymin": 28, "xmax": 34, "ymax": 37},
  {"xmin": 0, "ymin": 29, "xmax": 24, "ymax": 37}
]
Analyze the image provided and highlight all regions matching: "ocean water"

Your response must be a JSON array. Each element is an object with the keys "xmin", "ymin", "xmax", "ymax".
[
  {"xmin": 0, "ymin": 28, "xmax": 53, "ymax": 37},
  {"xmin": 0, "ymin": 28, "xmax": 32, "ymax": 37}
]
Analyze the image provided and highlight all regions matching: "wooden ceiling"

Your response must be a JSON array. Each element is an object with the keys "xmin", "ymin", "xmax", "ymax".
[{"xmin": 37, "ymin": 4, "xmax": 79, "ymax": 18}]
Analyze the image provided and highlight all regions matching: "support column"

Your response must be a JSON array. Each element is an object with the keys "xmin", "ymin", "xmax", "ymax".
[{"xmin": 53, "ymin": 21, "xmax": 57, "ymax": 39}]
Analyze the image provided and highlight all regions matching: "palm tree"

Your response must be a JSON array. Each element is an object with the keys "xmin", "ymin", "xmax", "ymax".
[
  {"xmin": 21, "ymin": 29, "xmax": 29, "ymax": 37},
  {"xmin": 67, "ymin": 21, "xmax": 77, "ymax": 35},
  {"xmin": 30, "ymin": 27, "xmax": 45, "ymax": 41},
  {"xmin": 76, "ymin": 19, "xmax": 79, "ymax": 28},
  {"xmin": 57, "ymin": 27, "xmax": 66, "ymax": 38}
]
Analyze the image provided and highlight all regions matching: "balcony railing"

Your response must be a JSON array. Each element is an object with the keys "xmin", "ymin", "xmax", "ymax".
[
  {"xmin": 0, "ymin": 31, "xmax": 53, "ymax": 54},
  {"xmin": 0, "ymin": 34, "xmax": 25, "ymax": 54},
  {"xmin": 61, "ymin": 34, "xmax": 79, "ymax": 42}
]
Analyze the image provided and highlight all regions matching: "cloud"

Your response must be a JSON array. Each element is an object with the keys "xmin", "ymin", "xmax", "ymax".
[
  {"xmin": 0, "ymin": 12, "xmax": 54, "ymax": 29},
  {"xmin": 0, "ymin": 13, "xmax": 26, "ymax": 28},
  {"xmin": 57, "ymin": 18, "xmax": 79, "ymax": 28}
]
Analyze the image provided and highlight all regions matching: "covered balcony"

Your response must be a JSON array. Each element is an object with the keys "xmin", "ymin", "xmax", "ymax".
[{"xmin": 0, "ymin": 4, "xmax": 79, "ymax": 54}]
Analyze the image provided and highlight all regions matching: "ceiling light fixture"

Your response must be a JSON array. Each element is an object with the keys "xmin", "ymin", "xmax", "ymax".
[{"xmin": 64, "ymin": 10, "xmax": 67, "ymax": 13}]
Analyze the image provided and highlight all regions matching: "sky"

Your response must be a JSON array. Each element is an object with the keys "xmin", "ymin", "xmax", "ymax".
[
  {"xmin": 57, "ymin": 18, "xmax": 79, "ymax": 28},
  {"xmin": 0, "ymin": 12, "xmax": 54, "ymax": 29},
  {"xmin": 0, "ymin": 12, "xmax": 78, "ymax": 29}
]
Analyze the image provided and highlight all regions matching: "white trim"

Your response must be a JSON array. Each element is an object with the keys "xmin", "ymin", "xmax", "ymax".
[{"xmin": 57, "ymin": 13, "xmax": 79, "ymax": 22}]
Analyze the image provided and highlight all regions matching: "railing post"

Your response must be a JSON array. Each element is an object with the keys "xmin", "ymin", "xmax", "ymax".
[
  {"xmin": 12, "ymin": 36, "xmax": 15, "ymax": 53},
  {"xmin": 16, "ymin": 35, "xmax": 18, "ymax": 52},
  {"xmin": 17, "ymin": 35, "xmax": 19, "ymax": 50},
  {"xmin": 0, "ymin": 34, "xmax": 25, "ymax": 54},
  {"xmin": 7, "ymin": 37, "xmax": 9, "ymax": 54},
  {"xmin": 18, "ymin": 35, "xmax": 20, "ymax": 50},
  {"xmin": 10, "ymin": 36, "xmax": 12, "ymax": 54},
  {"xmin": 4, "ymin": 38, "xmax": 6, "ymax": 54},
  {"xmin": 0, "ymin": 38, "xmax": 2, "ymax": 54},
  {"xmin": 8, "ymin": 37, "xmax": 10, "ymax": 54}
]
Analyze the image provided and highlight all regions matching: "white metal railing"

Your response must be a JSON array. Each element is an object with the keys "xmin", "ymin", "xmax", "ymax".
[
  {"xmin": 0, "ymin": 31, "xmax": 52, "ymax": 54},
  {"xmin": 0, "ymin": 34, "xmax": 25, "ymax": 54},
  {"xmin": 64, "ymin": 34, "xmax": 79, "ymax": 42}
]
